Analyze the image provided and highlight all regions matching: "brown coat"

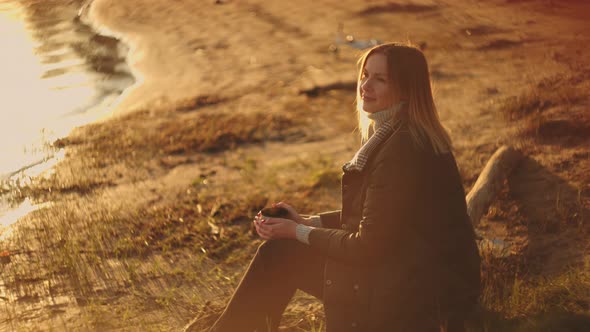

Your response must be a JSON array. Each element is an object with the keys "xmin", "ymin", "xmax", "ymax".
[{"xmin": 308, "ymin": 126, "xmax": 481, "ymax": 332}]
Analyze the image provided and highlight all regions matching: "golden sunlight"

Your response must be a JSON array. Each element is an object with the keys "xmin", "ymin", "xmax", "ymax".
[{"xmin": 0, "ymin": 2, "xmax": 97, "ymax": 177}]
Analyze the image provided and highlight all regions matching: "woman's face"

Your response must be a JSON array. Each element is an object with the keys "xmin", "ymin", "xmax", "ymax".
[{"xmin": 360, "ymin": 53, "xmax": 397, "ymax": 113}]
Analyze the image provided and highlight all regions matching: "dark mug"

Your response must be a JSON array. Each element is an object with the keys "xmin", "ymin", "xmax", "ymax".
[{"xmin": 260, "ymin": 206, "xmax": 290, "ymax": 219}]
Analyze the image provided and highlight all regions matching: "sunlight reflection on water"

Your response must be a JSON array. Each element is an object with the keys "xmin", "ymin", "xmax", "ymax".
[
  {"xmin": 0, "ymin": 0, "xmax": 132, "ymax": 232},
  {"xmin": 0, "ymin": 199, "xmax": 51, "ymax": 240},
  {"xmin": 0, "ymin": 3, "xmax": 85, "ymax": 176}
]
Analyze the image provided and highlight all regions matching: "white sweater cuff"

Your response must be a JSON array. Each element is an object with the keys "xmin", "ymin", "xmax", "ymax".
[
  {"xmin": 295, "ymin": 224, "xmax": 314, "ymax": 245},
  {"xmin": 308, "ymin": 215, "xmax": 323, "ymax": 228}
]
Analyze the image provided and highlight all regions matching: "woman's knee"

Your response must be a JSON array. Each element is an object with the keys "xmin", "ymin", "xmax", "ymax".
[
  {"xmin": 256, "ymin": 239, "xmax": 307, "ymax": 263},
  {"xmin": 257, "ymin": 239, "xmax": 293, "ymax": 255}
]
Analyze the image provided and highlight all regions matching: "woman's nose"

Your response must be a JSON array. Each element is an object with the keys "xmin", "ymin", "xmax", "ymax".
[{"xmin": 361, "ymin": 79, "xmax": 372, "ymax": 92}]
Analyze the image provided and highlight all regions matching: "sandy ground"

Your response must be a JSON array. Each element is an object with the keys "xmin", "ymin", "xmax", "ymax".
[{"xmin": 1, "ymin": 0, "xmax": 589, "ymax": 330}]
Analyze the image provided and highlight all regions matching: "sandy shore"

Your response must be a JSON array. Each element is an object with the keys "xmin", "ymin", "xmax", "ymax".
[{"xmin": 1, "ymin": 0, "xmax": 589, "ymax": 330}]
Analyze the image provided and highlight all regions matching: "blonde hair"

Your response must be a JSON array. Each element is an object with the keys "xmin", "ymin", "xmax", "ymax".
[{"xmin": 356, "ymin": 42, "xmax": 452, "ymax": 154}]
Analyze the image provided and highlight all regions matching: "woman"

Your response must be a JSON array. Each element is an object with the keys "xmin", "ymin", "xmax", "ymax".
[{"xmin": 207, "ymin": 42, "xmax": 481, "ymax": 332}]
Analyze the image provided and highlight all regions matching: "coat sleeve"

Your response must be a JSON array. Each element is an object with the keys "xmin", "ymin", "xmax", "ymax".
[
  {"xmin": 307, "ymin": 140, "xmax": 419, "ymax": 265},
  {"xmin": 318, "ymin": 210, "xmax": 342, "ymax": 229}
]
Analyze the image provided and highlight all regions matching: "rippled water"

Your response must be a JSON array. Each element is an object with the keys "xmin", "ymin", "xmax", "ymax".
[{"xmin": 0, "ymin": 0, "xmax": 134, "ymax": 230}]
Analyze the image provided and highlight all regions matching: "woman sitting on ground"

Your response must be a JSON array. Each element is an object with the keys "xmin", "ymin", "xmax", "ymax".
[{"xmin": 206, "ymin": 42, "xmax": 481, "ymax": 332}]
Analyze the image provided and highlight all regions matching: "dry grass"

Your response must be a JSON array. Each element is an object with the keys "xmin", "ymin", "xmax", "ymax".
[
  {"xmin": 501, "ymin": 74, "xmax": 587, "ymax": 122},
  {"xmin": 3, "ymin": 104, "xmax": 589, "ymax": 330},
  {"xmin": 476, "ymin": 249, "xmax": 590, "ymax": 331},
  {"xmin": 500, "ymin": 72, "xmax": 590, "ymax": 146},
  {"xmin": 0, "ymin": 95, "xmax": 319, "ymax": 330},
  {"xmin": 3, "ymin": 103, "xmax": 309, "ymax": 206}
]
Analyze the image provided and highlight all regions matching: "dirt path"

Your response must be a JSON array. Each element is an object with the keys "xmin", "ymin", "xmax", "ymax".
[{"xmin": 1, "ymin": 0, "xmax": 588, "ymax": 330}]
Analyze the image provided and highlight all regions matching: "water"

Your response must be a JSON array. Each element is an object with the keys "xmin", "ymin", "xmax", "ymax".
[{"xmin": 0, "ymin": 0, "xmax": 134, "ymax": 232}]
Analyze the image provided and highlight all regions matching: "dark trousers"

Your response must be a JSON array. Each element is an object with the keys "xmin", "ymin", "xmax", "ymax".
[
  {"xmin": 208, "ymin": 239, "xmax": 469, "ymax": 332},
  {"xmin": 209, "ymin": 239, "xmax": 325, "ymax": 332}
]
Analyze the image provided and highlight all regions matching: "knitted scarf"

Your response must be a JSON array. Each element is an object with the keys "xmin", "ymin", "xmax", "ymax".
[{"xmin": 343, "ymin": 102, "xmax": 406, "ymax": 172}]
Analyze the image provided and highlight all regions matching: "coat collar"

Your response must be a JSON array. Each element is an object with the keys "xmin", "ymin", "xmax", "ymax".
[{"xmin": 343, "ymin": 121, "xmax": 404, "ymax": 173}]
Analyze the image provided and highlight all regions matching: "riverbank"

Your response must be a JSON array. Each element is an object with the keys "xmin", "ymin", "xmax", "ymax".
[{"xmin": 1, "ymin": 0, "xmax": 589, "ymax": 330}]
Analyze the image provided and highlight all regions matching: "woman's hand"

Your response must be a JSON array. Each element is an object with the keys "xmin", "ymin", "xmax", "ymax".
[
  {"xmin": 253, "ymin": 214, "xmax": 298, "ymax": 240},
  {"xmin": 273, "ymin": 202, "xmax": 307, "ymax": 225}
]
